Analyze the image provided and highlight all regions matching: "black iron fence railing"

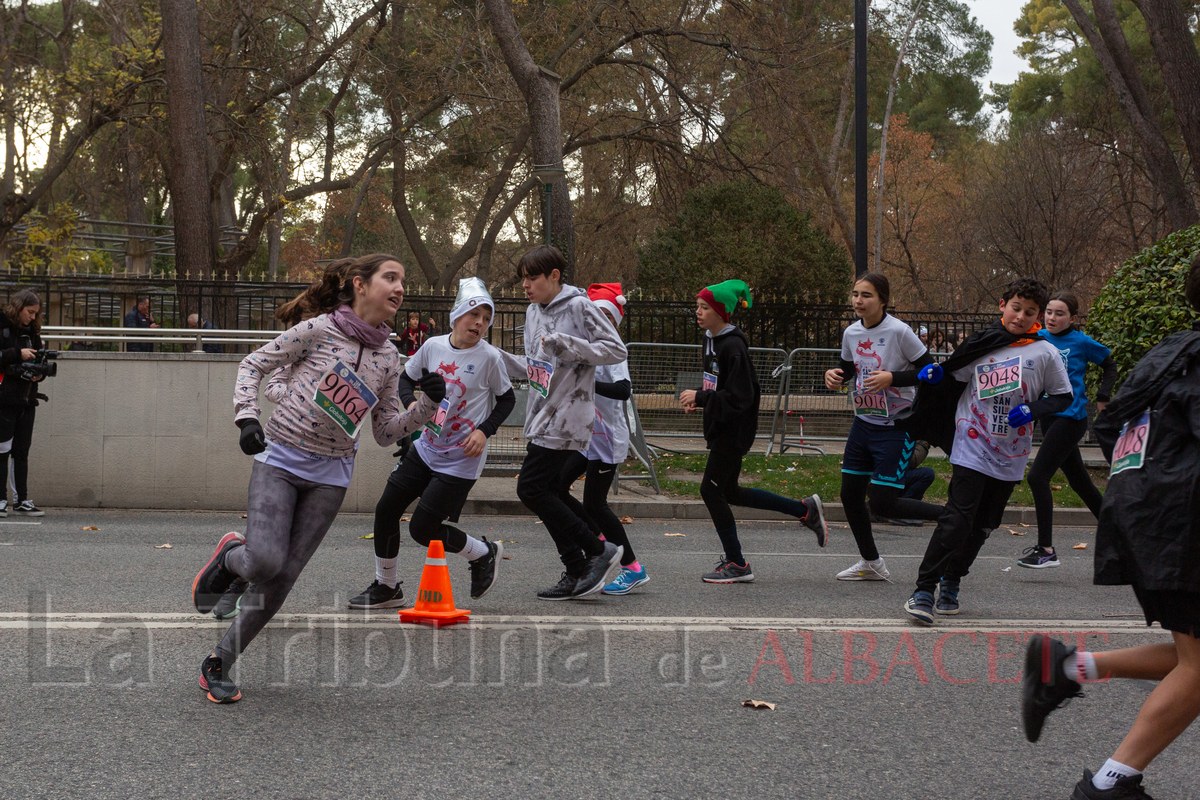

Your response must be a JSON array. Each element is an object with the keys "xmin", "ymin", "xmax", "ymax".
[{"xmin": 0, "ymin": 275, "xmax": 1000, "ymax": 351}]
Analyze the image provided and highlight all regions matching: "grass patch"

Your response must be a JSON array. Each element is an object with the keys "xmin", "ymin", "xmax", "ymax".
[{"xmin": 648, "ymin": 454, "xmax": 1107, "ymax": 508}]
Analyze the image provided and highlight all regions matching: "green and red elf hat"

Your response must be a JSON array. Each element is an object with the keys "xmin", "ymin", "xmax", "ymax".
[{"xmin": 696, "ymin": 280, "xmax": 753, "ymax": 323}]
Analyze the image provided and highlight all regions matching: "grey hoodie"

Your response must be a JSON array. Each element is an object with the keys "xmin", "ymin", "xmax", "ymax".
[{"xmin": 501, "ymin": 284, "xmax": 628, "ymax": 451}]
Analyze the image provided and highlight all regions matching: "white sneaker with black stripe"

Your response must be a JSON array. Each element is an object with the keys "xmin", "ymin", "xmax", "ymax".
[
  {"xmin": 12, "ymin": 500, "xmax": 44, "ymax": 517},
  {"xmin": 0, "ymin": 500, "xmax": 7, "ymax": 517}
]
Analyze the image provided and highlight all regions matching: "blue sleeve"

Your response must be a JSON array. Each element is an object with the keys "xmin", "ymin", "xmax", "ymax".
[{"xmin": 1085, "ymin": 335, "xmax": 1111, "ymax": 364}]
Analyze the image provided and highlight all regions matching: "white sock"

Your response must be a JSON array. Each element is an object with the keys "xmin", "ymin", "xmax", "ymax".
[
  {"xmin": 375, "ymin": 557, "xmax": 398, "ymax": 588},
  {"xmin": 1062, "ymin": 651, "xmax": 1099, "ymax": 683},
  {"xmin": 1092, "ymin": 759, "xmax": 1141, "ymax": 790},
  {"xmin": 460, "ymin": 535, "xmax": 490, "ymax": 561}
]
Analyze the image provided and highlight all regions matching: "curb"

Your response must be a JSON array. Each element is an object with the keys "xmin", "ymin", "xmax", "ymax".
[{"xmin": 458, "ymin": 499, "xmax": 1097, "ymax": 526}]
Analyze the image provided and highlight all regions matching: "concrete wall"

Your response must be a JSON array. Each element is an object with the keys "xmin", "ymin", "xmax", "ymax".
[{"xmin": 28, "ymin": 352, "xmax": 403, "ymax": 512}]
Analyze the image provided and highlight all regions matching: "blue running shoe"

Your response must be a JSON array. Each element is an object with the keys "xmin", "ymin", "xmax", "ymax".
[
  {"xmin": 602, "ymin": 565, "xmax": 649, "ymax": 595},
  {"xmin": 904, "ymin": 590, "xmax": 935, "ymax": 625},
  {"xmin": 936, "ymin": 579, "xmax": 960, "ymax": 615}
]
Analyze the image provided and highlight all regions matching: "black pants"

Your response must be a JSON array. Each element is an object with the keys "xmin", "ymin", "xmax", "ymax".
[
  {"xmin": 1027, "ymin": 415, "xmax": 1104, "ymax": 549},
  {"xmin": 0, "ymin": 405, "xmax": 35, "ymax": 502},
  {"xmin": 373, "ymin": 447, "xmax": 475, "ymax": 559},
  {"xmin": 556, "ymin": 451, "xmax": 636, "ymax": 565},
  {"xmin": 915, "ymin": 465, "xmax": 1016, "ymax": 594},
  {"xmin": 517, "ymin": 443, "xmax": 604, "ymax": 575},
  {"xmin": 701, "ymin": 448, "xmax": 808, "ymax": 565}
]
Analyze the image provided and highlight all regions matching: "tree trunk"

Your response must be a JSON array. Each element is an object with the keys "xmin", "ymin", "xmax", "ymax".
[
  {"xmin": 338, "ymin": 161, "xmax": 380, "ymax": 258},
  {"xmin": 875, "ymin": 0, "xmax": 924, "ymax": 271},
  {"xmin": 1132, "ymin": 0, "xmax": 1200, "ymax": 194},
  {"xmin": 1061, "ymin": 0, "xmax": 1197, "ymax": 231},
  {"xmin": 268, "ymin": 85, "xmax": 301, "ymax": 279},
  {"xmin": 160, "ymin": 0, "xmax": 215, "ymax": 280},
  {"xmin": 482, "ymin": 0, "xmax": 576, "ymax": 280}
]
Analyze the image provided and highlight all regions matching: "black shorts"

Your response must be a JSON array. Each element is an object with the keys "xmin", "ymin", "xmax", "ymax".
[
  {"xmin": 387, "ymin": 446, "xmax": 476, "ymax": 523},
  {"xmin": 1132, "ymin": 585, "xmax": 1200, "ymax": 639}
]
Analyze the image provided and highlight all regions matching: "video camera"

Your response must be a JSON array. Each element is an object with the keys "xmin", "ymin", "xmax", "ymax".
[{"xmin": 6, "ymin": 336, "xmax": 58, "ymax": 381}]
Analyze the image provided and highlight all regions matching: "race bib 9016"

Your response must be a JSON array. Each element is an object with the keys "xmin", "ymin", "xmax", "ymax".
[
  {"xmin": 976, "ymin": 356, "xmax": 1022, "ymax": 399},
  {"xmin": 1110, "ymin": 409, "xmax": 1150, "ymax": 476},
  {"xmin": 527, "ymin": 357, "xmax": 553, "ymax": 398},
  {"xmin": 313, "ymin": 361, "xmax": 379, "ymax": 438},
  {"xmin": 851, "ymin": 388, "xmax": 888, "ymax": 417}
]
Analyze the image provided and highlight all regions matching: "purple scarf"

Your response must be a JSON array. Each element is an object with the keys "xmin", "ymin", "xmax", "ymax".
[{"xmin": 331, "ymin": 304, "xmax": 391, "ymax": 349}]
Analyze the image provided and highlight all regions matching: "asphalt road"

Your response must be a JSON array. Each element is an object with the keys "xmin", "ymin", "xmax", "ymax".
[{"xmin": 1, "ymin": 509, "xmax": 1195, "ymax": 800}]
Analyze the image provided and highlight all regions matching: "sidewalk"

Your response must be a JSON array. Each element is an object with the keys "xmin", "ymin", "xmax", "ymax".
[{"xmin": 459, "ymin": 474, "xmax": 1099, "ymax": 526}]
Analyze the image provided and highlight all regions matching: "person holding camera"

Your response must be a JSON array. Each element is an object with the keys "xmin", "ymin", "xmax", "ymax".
[{"xmin": 0, "ymin": 290, "xmax": 49, "ymax": 516}]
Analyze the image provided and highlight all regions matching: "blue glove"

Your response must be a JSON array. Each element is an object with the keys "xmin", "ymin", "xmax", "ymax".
[
  {"xmin": 1007, "ymin": 404, "xmax": 1033, "ymax": 427},
  {"xmin": 917, "ymin": 363, "xmax": 943, "ymax": 384}
]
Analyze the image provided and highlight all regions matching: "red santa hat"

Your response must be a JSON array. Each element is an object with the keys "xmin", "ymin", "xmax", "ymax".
[{"xmin": 587, "ymin": 282, "xmax": 627, "ymax": 324}]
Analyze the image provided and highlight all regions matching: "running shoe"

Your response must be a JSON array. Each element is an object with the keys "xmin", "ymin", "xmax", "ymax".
[
  {"xmin": 0, "ymin": 500, "xmax": 7, "ymax": 517},
  {"xmin": 602, "ymin": 565, "xmax": 649, "ymax": 595},
  {"xmin": 11, "ymin": 500, "xmax": 43, "ymax": 516},
  {"xmin": 835, "ymin": 557, "xmax": 890, "ymax": 581},
  {"xmin": 348, "ymin": 580, "xmax": 405, "ymax": 609},
  {"xmin": 802, "ymin": 494, "xmax": 828, "ymax": 547},
  {"xmin": 212, "ymin": 579, "xmax": 248, "ymax": 620},
  {"xmin": 1018, "ymin": 546, "xmax": 1061, "ymax": 569},
  {"xmin": 192, "ymin": 532, "xmax": 245, "ymax": 614},
  {"xmin": 572, "ymin": 542, "xmax": 623, "ymax": 598},
  {"xmin": 702, "ymin": 559, "xmax": 754, "ymax": 583},
  {"xmin": 469, "ymin": 537, "xmax": 503, "ymax": 599},
  {"xmin": 935, "ymin": 578, "xmax": 960, "ymax": 615},
  {"xmin": 903, "ymin": 590, "xmax": 935, "ymax": 624},
  {"xmin": 199, "ymin": 655, "xmax": 242, "ymax": 704},
  {"xmin": 537, "ymin": 572, "xmax": 580, "ymax": 601},
  {"xmin": 1070, "ymin": 770, "xmax": 1155, "ymax": 799},
  {"xmin": 1022, "ymin": 634, "xmax": 1083, "ymax": 743}
]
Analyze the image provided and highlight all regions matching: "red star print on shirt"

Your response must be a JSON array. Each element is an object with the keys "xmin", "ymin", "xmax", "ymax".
[{"xmin": 438, "ymin": 361, "xmax": 459, "ymax": 376}]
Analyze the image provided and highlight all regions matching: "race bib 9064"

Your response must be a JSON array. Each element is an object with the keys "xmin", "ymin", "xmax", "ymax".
[{"xmin": 313, "ymin": 361, "xmax": 379, "ymax": 438}]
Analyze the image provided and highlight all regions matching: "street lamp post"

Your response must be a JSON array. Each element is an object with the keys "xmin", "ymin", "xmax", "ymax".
[{"xmin": 531, "ymin": 163, "xmax": 567, "ymax": 246}]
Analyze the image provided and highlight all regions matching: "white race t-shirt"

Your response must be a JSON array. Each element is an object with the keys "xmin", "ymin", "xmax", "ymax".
[
  {"xmin": 948, "ymin": 339, "xmax": 1072, "ymax": 481},
  {"xmin": 405, "ymin": 335, "xmax": 513, "ymax": 480},
  {"xmin": 587, "ymin": 360, "xmax": 631, "ymax": 464},
  {"xmin": 840, "ymin": 314, "xmax": 928, "ymax": 426}
]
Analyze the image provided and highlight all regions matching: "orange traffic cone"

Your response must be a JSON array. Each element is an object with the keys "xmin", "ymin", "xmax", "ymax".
[{"xmin": 399, "ymin": 539, "xmax": 471, "ymax": 628}]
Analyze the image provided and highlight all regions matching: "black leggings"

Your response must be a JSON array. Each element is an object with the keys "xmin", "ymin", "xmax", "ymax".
[
  {"xmin": 701, "ymin": 449, "xmax": 808, "ymax": 565},
  {"xmin": 841, "ymin": 474, "xmax": 943, "ymax": 562},
  {"xmin": 373, "ymin": 448, "xmax": 475, "ymax": 559},
  {"xmin": 1027, "ymin": 415, "xmax": 1104, "ymax": 550},
  {"xmin": 0, "ymin": 406, "xmax": 35, "ymax": 502},
  {"xmin": 556, "ymin": 451, "xmax": 636, "ymax": 565}
]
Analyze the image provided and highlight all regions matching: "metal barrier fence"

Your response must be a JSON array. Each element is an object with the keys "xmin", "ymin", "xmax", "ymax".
[{"xmin": 624, "ymin": 342, "xmax": 790, "ymax": 454}]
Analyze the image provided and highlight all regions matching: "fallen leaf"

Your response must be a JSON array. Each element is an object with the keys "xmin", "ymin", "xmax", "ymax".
[
  {"xmin": 359, "ymin": 534, "xmax": 374, "ymax": 540},
  {"xmin": 742, "ymin": 700, "xmax": 776, "ymax": 711},
  {"xmin": 1018, "ymin": 523, "xmax": 1029, "ymax": 527},
  {"xmin": 154, "ymin": 543, "xmax": 172, "ymax": 549},
  {"xmin": 1051, "ymin": 485, "xmax": 1063, "ymax": 491},
  {"xmin": 1001, "ymin": 566, "xmax": 1012, "ymax": 572},
  {"xmin": 665, "ymin": 533, "xmax": 686, "ymax": 537},
  {"xmin": 1073, "ymin": 542, "xmax": 1088, "ymax": 550},
  {"xmin": 1009, "ymin": 528, "xmax": 1025, "ymax": 536},
  {"xmin": 620, "ymin": 516, "xmax": 634, "ymax": 524},
  {"xmin": 400, "ymin": 516, "xmax": 409, "ymax": 522},
  {"xmin": 241, "ymin": 514, "xmax": 248, "ymax": 519},
  {"xmin": 502, "ymin": 556, "xmax": 512, "ymax": 560},
  {"xmin": 82, "ymin": 526, "xmax": 99, "ymax": 530}
]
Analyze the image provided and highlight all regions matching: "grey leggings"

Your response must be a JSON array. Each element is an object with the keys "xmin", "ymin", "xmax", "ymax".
[{"xmin": 215, "ymin": 461, "xmax": 346, "ymax": 666}]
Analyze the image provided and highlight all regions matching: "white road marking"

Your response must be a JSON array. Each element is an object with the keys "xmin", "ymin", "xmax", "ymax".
[
  {"xmin": 0, "ymin": 520, "xmax": 42, "ymax": 525},
  {"xmin": 0, "ymin": 612, "xmax": 1166, "ymax": 634}
]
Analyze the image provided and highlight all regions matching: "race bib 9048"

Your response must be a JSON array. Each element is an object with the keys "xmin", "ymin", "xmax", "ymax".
[
  {"xmin": 313, "ymin": 360, "xmax": 379, "ymax": 438},
  {"xmin": 851, "ymin": 388, "xmax": 888, "ymax": 417},
  {"xmin": 976, "ymin": 356, "xmax": 1022, "ymax": 399},
  {"xmin": 527, "ymin": 357, "xmax": 553, "ymax": 398},
  {"xmin": 1110, "ymin": 409, "xmax": 1150, "ymax": 476}
]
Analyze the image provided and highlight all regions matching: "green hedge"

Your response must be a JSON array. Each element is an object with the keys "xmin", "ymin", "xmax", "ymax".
[{"xmin": 1087, "ymin": 224, "xmax": 1200, "ymax": 393}]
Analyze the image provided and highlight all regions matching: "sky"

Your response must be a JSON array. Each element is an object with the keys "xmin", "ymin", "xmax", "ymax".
[{"xmin": 969, "ymin": 0, "xmax": 1029, "ymax": 117}]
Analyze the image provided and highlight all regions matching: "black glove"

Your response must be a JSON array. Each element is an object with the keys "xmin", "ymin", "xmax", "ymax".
[
  {"xmin": 392, "ymin": 436, "xmax": 412, "ymax": 460},
  {"xmin": 237, "ymin": 418, "xmax": 267, "ymax": 455},
  {"xmin": 418, "ymin": 368, "xmax": 446, "ymax": 404}
]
